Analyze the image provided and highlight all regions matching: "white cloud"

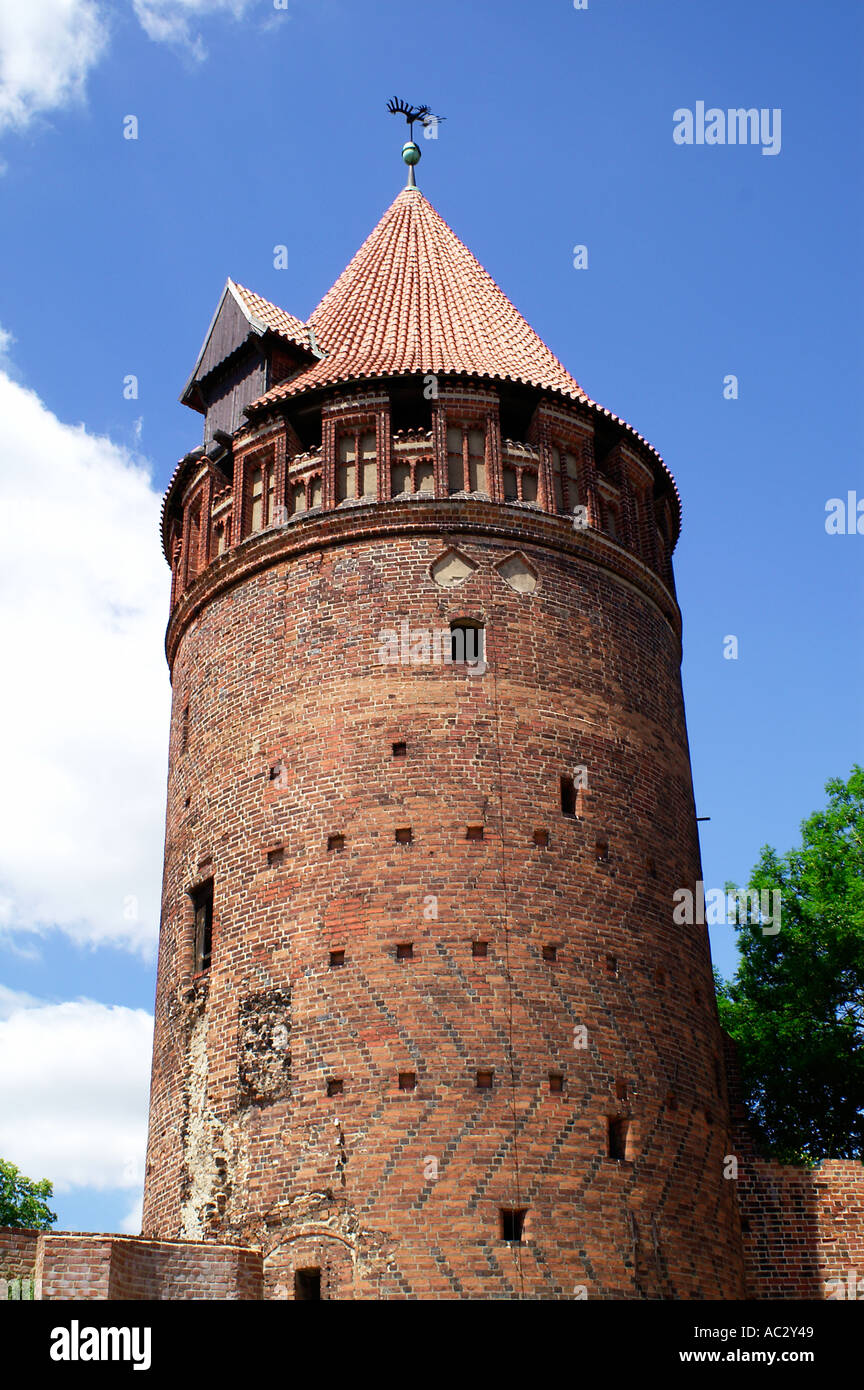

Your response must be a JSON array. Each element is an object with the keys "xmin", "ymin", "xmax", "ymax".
[
  {"xmin": 0, "ymin": 0, "xmax": 108, "ymax": 136},
  {"xmin": 0, "ymin": 989, "xmax": 152, "ymax": 1200},
  {"xmin": 131, "ymin": 0, "xmax": 255, "ymax": 59},
  {"xmin": 0, "ymin": 342, "xmax": 170, "ymax": 956},
  {"xmin": 0, "ymin": 1, "xmax": 261, "ymax": 145},
  {"xmin": 121, "ymin": 1192, "xmax": 144, "ymax": 1234}
]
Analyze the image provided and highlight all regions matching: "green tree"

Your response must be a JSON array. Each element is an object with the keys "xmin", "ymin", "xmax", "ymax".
[
  {"xmin": 716, "ymin": 767, "xmax": 864, "ymax": 1164},
  {"xmin": 0, "ymin": 1159, "xmax": 57, "ymax": 1230}
]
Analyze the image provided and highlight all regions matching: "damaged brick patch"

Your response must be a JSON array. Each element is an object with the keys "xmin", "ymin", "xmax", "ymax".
[{"xmin": 238, "ymin": 989, "xmax": 292, "ymax": 1106}]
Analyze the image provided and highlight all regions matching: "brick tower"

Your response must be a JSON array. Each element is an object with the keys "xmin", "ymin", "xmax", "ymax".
[{"xmin": 143, "ymin": 143, "xmax": 746, "ymax": 1299}]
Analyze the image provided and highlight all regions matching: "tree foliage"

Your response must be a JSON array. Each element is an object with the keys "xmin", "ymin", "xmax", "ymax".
[
  {"xmin": 0, "ymin": 1159, "xmax": 57, "ymax": 1230},
  {"xmin": 716, "ymin": 767, "xmax": 864, "ymax": 1164}
]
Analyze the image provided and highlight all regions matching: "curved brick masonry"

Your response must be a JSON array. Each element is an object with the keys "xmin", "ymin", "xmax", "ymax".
[
  {"xmin": 142, "ymin": 497, "xmax": 746, "ymax": 1299},
  {"xmin": 7, "ymin": 184, "xmax": 860, "ymax": 1303}
]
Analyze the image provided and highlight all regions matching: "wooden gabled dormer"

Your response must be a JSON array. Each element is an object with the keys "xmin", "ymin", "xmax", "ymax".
[{"xmin": 180, "ymin": 279, "xmax": 320, "ymax": 442}]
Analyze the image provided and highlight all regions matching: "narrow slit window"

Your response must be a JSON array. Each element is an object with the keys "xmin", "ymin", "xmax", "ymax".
[
  {"xmin": 360, "ymin": 431, "xmax": 377, "ymax": 499},
  {"xmin": 181, "ymin": 703, "xmax": 190, "ymax": 753},
  {"xmin": 446, "ymin": 425, "xmax": 464, "ymax": 493},
  {"xmin": 500, "ymin": 1208, "xmax": 527, "ymax": 1243},
  {"xmin": 467, "ymin": 428, "xmax": 486, "ymax": 493},
  {"xmin": 336, "ymin": 435, "xmax": 356, "ymax": 502},
  {"xmin": 294, "ymin": 1268, "xmax": 321, "ymax": 1301},
  {"xmin": 608, "ymin": 1116, "xmax": 628, "ymax": 1161},
  {"xmin": 550, "ymin": 447, "xmax": 565, "ymax": 513},
  {"xmin": 250, "ymin": 467, "xmax": 265, "ymax": 532},
  {"xmin": 191, "ymin": 879, "xmax": 213, "ymax": 974},
  {"xmin": 605, "ymin": 953, "xmax": 618, "ymax": 977},
  {"xmin": 595, "ymin": 839, "xmax": 609, "ymax": 863},
  {"xmin": 549, "ymin": 1073, "xmax": 564, "ymax": 1094},
  {"xmin": 565, "ymin": 451, "xmax": 580, "ymax": 509},
  {"xmin": 560, "ymin": 777, "xmax": 576, "ymax": 817}
]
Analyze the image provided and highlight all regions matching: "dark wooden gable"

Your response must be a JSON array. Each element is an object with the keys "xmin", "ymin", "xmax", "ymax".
[
  {"xmin": 181, "ymin": 283, "xmax": 266, "ymax": 415},
  {"xmin": 197, "ymin": 288, "xmax": 258, "ymax": 380}
]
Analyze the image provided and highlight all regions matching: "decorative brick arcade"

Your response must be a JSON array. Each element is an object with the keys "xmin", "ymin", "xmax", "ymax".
[{"xmin": 4, "ymin": 178, "xmax": 860, "ymax": 1300}]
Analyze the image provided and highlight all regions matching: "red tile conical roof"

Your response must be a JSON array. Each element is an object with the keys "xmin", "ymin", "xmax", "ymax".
[{"xmin": 249, "ymin": 186, "xmax": 587, "ymax": 408}]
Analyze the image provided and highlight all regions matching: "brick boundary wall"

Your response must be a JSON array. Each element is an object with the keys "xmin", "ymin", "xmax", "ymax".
[
  {"xmin": 735, "ymin": 1155, "xmax": 864, "ymax": 1300},
  {"xmin": 0, "ymin": 1229, "xmax": 262, "ymax": 1301},
  {"xmin": 106, "ymin": 1236, "xmax": 262, "ymax": 1300},
  {"xmin": 0, "ymin": 1227, "xmax": 39, "ymax": 1280},
  {"xmin": 723, "ymin": 1037, "xmax": 864, "ymax": 1299}
]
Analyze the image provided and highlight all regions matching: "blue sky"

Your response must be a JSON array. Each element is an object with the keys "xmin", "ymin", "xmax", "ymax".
[{"xmin": 0, "ymin": 0, "xmax": 860, "ymax": 1233}]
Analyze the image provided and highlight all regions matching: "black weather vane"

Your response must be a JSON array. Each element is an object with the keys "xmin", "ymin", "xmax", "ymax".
[
  {"xmin": 386, "ymin": 96, "xmax": 446, "ymax": 140},
  {"xmin": 387, "ymin": 97, "xmax": 445, "ymax": 186}
]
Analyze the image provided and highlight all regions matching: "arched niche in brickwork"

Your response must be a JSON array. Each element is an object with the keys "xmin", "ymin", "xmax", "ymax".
[{"xmin": 263, "ymin": 1230, "xmax": 356, "ymax": 1301}]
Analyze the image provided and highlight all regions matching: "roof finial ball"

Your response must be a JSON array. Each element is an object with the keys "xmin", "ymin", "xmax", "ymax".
[
  {"xmin": 401, "ymin": 140, "xmax": 421, "ymax": 184},
  {"xmin": 386, "ymin": 96, "xmax": 445, "ymax": 188}
]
